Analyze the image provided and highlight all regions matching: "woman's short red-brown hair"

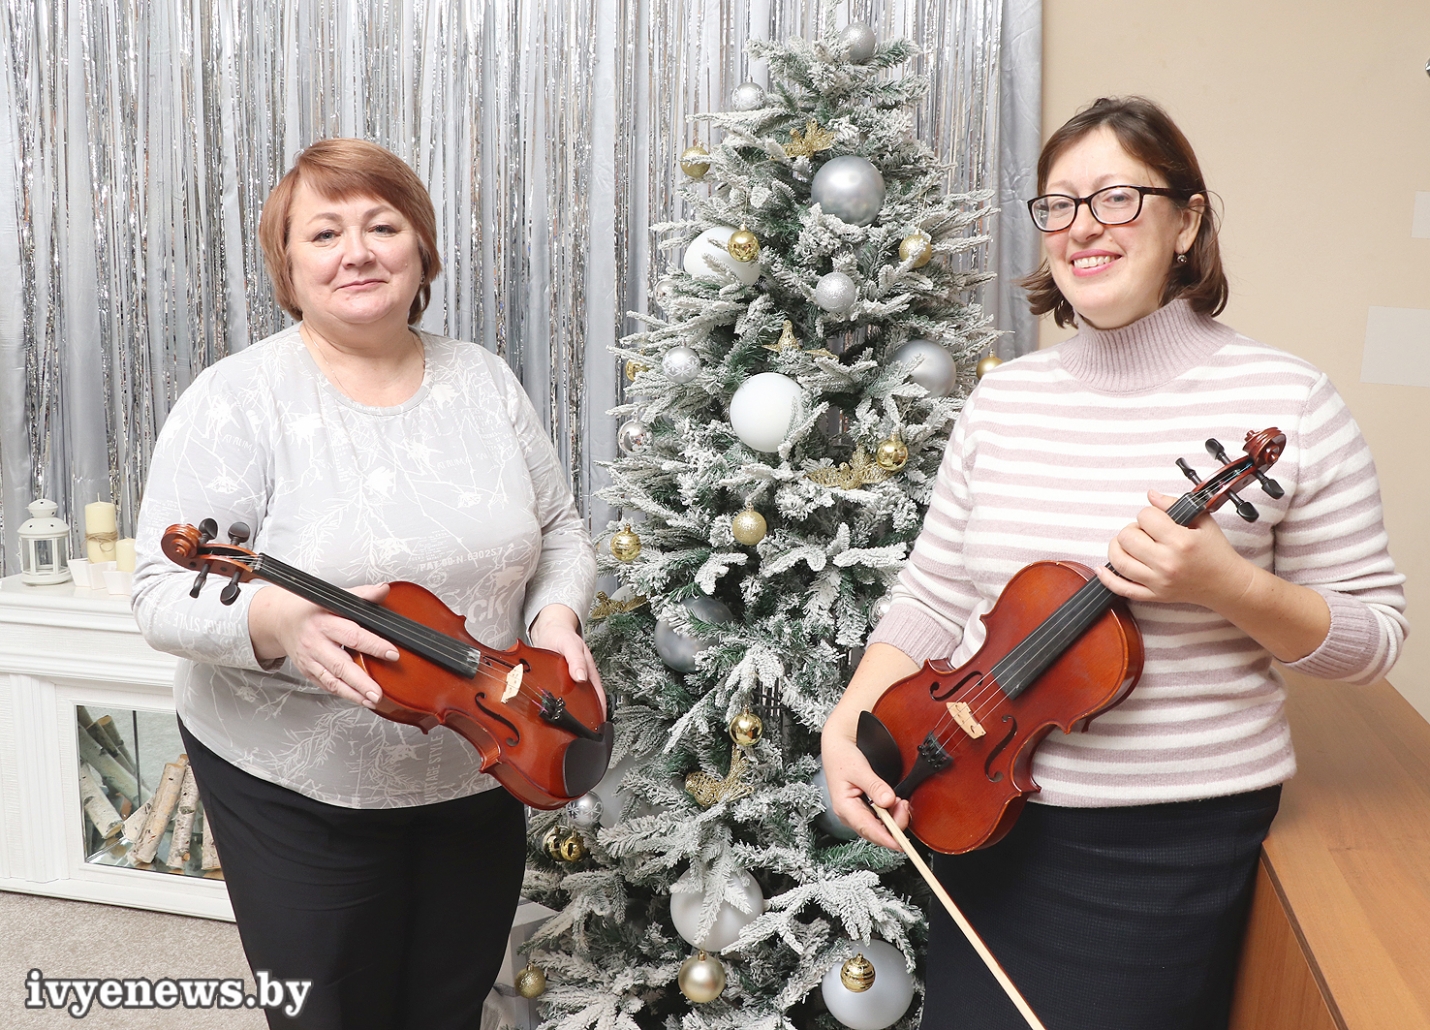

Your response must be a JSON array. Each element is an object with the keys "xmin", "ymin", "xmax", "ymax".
[
  {"xmin": 258, "ymin": 139, "xmax": 441, "ymax": 324},
  {"xmin": 1020, "ymin": 96, "xmax": 1228, "ymax": 328}
]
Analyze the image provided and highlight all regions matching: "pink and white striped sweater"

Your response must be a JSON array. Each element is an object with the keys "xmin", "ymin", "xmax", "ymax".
[{"xmin": 868, "ymin": 300, "xmax": 1408, "ymax": 807}]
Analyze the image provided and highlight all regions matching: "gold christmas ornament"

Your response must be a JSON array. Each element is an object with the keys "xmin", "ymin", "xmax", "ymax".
[
  {"xmin": 784, "ymin": 120, "xmax": 837, "ymax": 159},
  {"xmin": 685, "ymin": 750, "xmax": 754, "ymax": 807},
  {"xmin": 680, "ymin": 143, "xmax": 711, "ymax": 179},
  {"xmin": 731, "ymin": 507, "xmax": 768, "ymax": 546},
  {"xmin": 874, "ymin": 434, "xmax": 909, "ymax": 472},
  {"xmin": 976, "ymin": 354, "xmax": 1004, "ymax": 380},
  {"xmin": 543, "ymin": 826, "xmax": 564, "ymax": 861},
  {"xmin": 840, "ymin": 953, "xmax": 876, "ymax": 993},
  {"xmin": 727, "ymin": 225, "xmax": 760, "ymax": 263},
  {"xmin": 678, "ymin": 951, "xmax": 727, "ymax": 1004},
  {"xmin": 625, "ymin": 359, "xmax": 649, "ymax": 382},
  {"xmin": 805, "ymin": 447, "xmax": 894, "ymax": 490},
  {"xmin": 516, "ymin": 962, "xmax": 547, "ymax": 999},
  {"xmin": 764, "ymin": 319, "xmax": 800, "ymax": 353},
  {"xmin": 558, "ymin": 831, "xmax": 587, "ymax": 862},
  {"xmin": 610, "ymin": 524, "xmax": 642, "ymax": 562},
  {"xmin": 590, "ymin": 590, "xmax": 649, "ymax": 621},
  {"xmin": 728, "ymin": 710, "xmax": 764, "ymax": 747},
  {"xmin": 899, "ymin": 234, "xmax": 933, "ymax": 268}
]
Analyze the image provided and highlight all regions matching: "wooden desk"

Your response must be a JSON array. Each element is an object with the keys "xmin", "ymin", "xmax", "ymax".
[{"xmin": 1229, "ymin": 672, "xmax": 1430, "ymax": 1030}]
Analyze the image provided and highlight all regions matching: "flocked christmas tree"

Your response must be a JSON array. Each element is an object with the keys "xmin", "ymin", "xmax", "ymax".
[{"xmin": 522, "ymin": 13, "xmax": 999, "ymax": 1030}]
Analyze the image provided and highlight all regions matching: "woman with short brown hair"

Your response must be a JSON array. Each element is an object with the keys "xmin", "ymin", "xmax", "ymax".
[
  {"xmin": 134, "ymin": 139, "xmax": 600, "ymax": 1029},
  {"xmin": 822, "ymin": 97, "xmax": 1406, "ymax": 1029}
]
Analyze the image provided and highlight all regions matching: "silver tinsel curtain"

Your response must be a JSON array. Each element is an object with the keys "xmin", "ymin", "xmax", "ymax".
[{"xmin": 0, "ymin": 0, "xmax": 1039, "ymax": 574}]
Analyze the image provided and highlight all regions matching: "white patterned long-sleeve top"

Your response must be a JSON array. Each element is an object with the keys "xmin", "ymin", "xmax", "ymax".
[
  {"xmin": 868, "ymin": 300, "xmax": 1407, "ymax": 807},
  {"xmin": 132, "ymin": 325, "xmax": 596, "ymax": 808}
]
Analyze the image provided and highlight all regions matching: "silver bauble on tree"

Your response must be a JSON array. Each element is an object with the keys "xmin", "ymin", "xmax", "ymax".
[
  {"xmin": 669, "ymin": 867, "xmax": 764, "ymax": 952},
  {"xmin": 617, "ymin": 419, "xmax": 652, "ymax": 455},
  {"xmin": 820, "ymin": 939, "xmax": 915, "ymax": 1030},
  {"xmin": 654, "ymin": 594, "xmax": 735, "ymax": 673},
  {"xmin": 813, "ymin": 765, "xmax": 858, "ymax": 841},
  {"xmin": 662, "ymin": 346, "xmax": 702, "ymax": 384},
  {"xmin": 565, "ymin": 791, "xmax": 603, "ymax": 830},
  {"xmin": 811, "ymin": 156, "xmax": 885, "ymax": 227},
  {"xmin": 889, "ymin": 339, "xmax": 958, "ymax": 397},
  {"xmin": 814, "ymin": 271, "xmax": 858, "ymax": 314},
  {"xmin": 678, "ymin": 951, "xmax": 726, "ymax": 1004},
  {"xmin": 731, "ymin": 82, "xmax": 766, "ymax": 110},
  {"xmin": 839, "ymin": 22, "xmax": 877, "ymax": 63}
]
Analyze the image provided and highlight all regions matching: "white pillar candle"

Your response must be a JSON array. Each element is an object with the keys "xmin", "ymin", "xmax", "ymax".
[
  {"xmin": 115, "ymin": 538, "xmax": 136, "ymax": 573},
  {"xmin": 84, "ymin": 502, "xmax": 118, "ymax": 563}
]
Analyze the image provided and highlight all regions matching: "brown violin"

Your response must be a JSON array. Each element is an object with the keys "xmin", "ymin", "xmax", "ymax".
[
  {"xmin": 161, "ymin": 520, "xmax": 613, "ymax": 810},
  {"xmin": 858, "ymin": 428, "xmax": 1287, "ymax": 855}
]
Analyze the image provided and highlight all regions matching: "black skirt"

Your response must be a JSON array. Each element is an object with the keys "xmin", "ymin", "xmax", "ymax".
[{"xmin": 919, "ymin": 786, "xmax": 1281, "ymax": 1030}]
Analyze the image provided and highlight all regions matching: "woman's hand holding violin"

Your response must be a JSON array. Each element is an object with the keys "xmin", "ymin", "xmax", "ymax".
[
  {"xmin": 248, "ymin": 583, "xmax": 399, "ymax": 708},
  {"xmin": 530, "ymin": 604, "xmax": 607, "ymax": 715},
  {"xmin": 1097, "ymin": 489, "xmax": 1331, "ymax": 663}
]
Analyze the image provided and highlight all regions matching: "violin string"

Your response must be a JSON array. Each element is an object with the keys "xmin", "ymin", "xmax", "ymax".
[
  {"xmin": 241, "ymin": 554, "xmax": 567, "ymax": 710},
  {"xmin": 915, "ymin": 489, "xmax": 1211, "ymax": 758}
]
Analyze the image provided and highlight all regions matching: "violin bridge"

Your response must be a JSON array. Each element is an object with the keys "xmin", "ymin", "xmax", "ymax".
[
  {"xmin": 501, "ymin": 663, "xmax": 524, "ymax": 703},
  {"xmin": 946, "ymin": 701, "xmax": 985, "ymax": 739}
]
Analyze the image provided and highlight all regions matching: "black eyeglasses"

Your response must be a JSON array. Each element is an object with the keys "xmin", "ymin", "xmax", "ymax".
[{"xmin": 1027, "ymin": 185, "xmax": 1191, "ymax": 233}]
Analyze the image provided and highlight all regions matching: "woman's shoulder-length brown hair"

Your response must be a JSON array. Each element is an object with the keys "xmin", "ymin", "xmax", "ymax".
[
  {"xmin": 1021, "ymin": 96, "xmax": 1228, "ymax": 328},
  {"xmin": 257, "ymin": 138, "xmax": 441, "ymax": 325}
]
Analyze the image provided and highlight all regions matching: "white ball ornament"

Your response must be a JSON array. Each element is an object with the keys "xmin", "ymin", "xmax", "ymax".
[
  {"xmin": 729, "ymin": 372, "xmax": 802, "ymax": 453},
  {"xmin": 662, "ymin": 346, "xmax": 702, "ymax": 384},
  {"xmin": 810, "ymin": 156, "xmax": 885, "ymax": 227},
  {"xmin": 654, "ymin": 594, "xmax": 735, "ymax": 673},
  {"xmin": 815, "ymin": 271, "xmax": 858, "ymax": 314},
  {"xmin": 889, "ymin": 339, "xmax": 958, "ymax": 398},
  {"xmin": 731, "ymin": 82, "xmax": 766, "ymax": 111},
  {"xmin": 839, "ymin": 22, "xmax": 878, "ymax": 64},
  {"xmin": 821, "ymin": 939, "xmax": 915, "ymax": 1030},
  {"xmin": 813, "ymin": 766, "xmax": 858, "ymax": 841},
  {"xmin": 565, "ymin": 791, "xmax": 604, "ymax": 830},
  {"xmin": 669, "ymin": 868, "xmax": 764, "ymax": 952},
  {"xmin": 683, "ymin": 226, "xmax": 762, "ymax": 285}
]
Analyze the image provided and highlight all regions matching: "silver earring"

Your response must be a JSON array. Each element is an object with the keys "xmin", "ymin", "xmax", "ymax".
[{"xmin": 1175, "ymin": 253, "xmax": 1188, "ymax": 265}]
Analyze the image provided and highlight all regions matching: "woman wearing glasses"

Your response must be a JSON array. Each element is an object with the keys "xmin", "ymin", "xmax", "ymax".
[{"xmin": 822, "ymin": 97, "xmax": 1406, "ymax": 1030}]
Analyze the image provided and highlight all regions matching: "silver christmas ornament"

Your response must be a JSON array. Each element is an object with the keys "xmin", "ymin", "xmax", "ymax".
[
  {"xmin": 669, "ymin": 868, "xmax": 764, "ymax": 951},
  {"xmin": 820, "ymin": 939, "xmax": 915, "ymax": 1030},
  {"xmin": 813, "ymin": 766, "xmax": 859, "ymax": 841},
  {"xmin": 839, "ymin": 23, "xmax": 878, "ymax": 64},
  {"xmin": 678, "ymin": 951, "xmax": 726, "ymax": 1004},
  {"xmin": 810, "ymin": 156, "xmax": 885, "ymax": 227},
  {"xmin": 731, "ymin": 82, "xmax": 766, "ymax": 111},
  {"xmin": 815, "ymin": 271, "xmax": 858, "ymax": 314},
  {"xmin": 889, "ymin": 339, "xmax": 958, "ymax": 398},
  {"xmin": 617, "ymin": 419, "xmax": 653, "ymax": 455},
  {"xmin": 870, "ymin": 595, "xmax": 893, "ymax": 625},
  {"xmin": 662, "ymin": 346, "xmax": 702, "ymax": 384},
  {"xmin": 565, "ymin": 791, "xmax": 604, "ymax": 830},
  {"xmin": 654, "ymin": 594, "xmax": 735, "ymax": 673}
]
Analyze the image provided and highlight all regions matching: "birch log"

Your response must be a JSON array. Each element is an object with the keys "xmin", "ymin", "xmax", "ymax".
[
  {"xmin": 77, "ymin": 731, "xmax": 138, "ymax": 801},
  {"xmin": 131, "ymin": 756, "xmax": 189, "ymax": 864},
  {"xmin": 199, "ymin": 808, "xmax": 222, "ymax": 872},
  {"xmin": 163, "ymin": 766, "xmax": 201, "ymax": 870},
  {"xmin": 122, "ymin": 796, "xmax": 152, "ymax": 844},
  {"xmin": 78, "ymin": 764, "xmax": 122, "ymax": 839},
  {"xmin": 92, "ymin": 716, "xmax": 139, "ymax": 778}
]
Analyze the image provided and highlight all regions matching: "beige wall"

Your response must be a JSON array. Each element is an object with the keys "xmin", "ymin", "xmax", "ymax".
[{"xmin": 1039, "ymin": 3, "xmax": 1430, "ymax": 717}]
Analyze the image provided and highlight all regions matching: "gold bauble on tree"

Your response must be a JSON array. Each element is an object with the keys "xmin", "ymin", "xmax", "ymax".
[
  {"xmin": 840, "ymin": 953, "xmax": 876, "ymax": 993},
  {"xmin": 874, "ymin": 434, "xmax": 909, "ymax": 472},
  {"xmin": 731, "ymin": 507, "xmax": 767, "ymax": 546},
  {"xmin": 610, "ymin": 524, "xmax": 642, "ymax": 562},
  {"xmin": 543, "ymin": 826, "xmax": 564, "ymax": 861},
  {"xmin": 976, "ymin": 354, "xmax": 1003, "ymax": 380},
  {"xmin": 678, "ymin": 951, "xmax": 726, "ymax": 1003},
  {"xmin": 898, "ymin": 234, "xmax": 933, "ymax": 268},
  {"xmin": 679, "ymin": 142, "xmax": 711, "ymax": 179},
  {"xmin": 727, "ymin": 225, "xmax": 760, "ymax": 263},
  {"xmin": 558, "ymin": 831, "xmax": 587, "ymax": 862},
  {"xmin": 515, "ymin": 962, "xmax": 547, "ymax": 999},
  {"xmin": 728, "ymin": 709, "xmax": 764, "ymax": 747},
  {"xmin": 625, "ymin": 359, "xmax": 649, "ymax": 382}
]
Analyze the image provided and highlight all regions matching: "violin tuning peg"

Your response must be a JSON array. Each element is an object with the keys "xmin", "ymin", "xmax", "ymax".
[
  {"xmin": 1175, "ymin": 458, "xmax": 1203, "ymax": 485},
  {"xmin": 227, "ymin": 522, "xmax": 251, "ymax": 545},
  {"xmin": 1204, "ymin": 438, "xmax": 1232, "ymax": 464},
  {"xmin": 1229, "ymin": 492, "xmax": 1259, "ymax": 522},
  {"xmin": 219, "ymin": 567, "xmax": 245, "ymax": 605},
  {"xmin": 197, "ymin": 518, "xmax": 218, "ymax": 543},
  {"xmin": 188, "ymin": 566, "xmax": 210, "ymax": 599},
  {"xmin": 1255, "ymin": 471, "xmax": 1285, "ymax": 499}
]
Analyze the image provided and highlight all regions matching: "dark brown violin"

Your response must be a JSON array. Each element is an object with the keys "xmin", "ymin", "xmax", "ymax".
[
  {"xmin": 858, "ymin": 428, "xmax": 1287, "ymax": 855},
  {"xmin": 161, "ymin": 521, "xmax": 613, "ymax": 810}
]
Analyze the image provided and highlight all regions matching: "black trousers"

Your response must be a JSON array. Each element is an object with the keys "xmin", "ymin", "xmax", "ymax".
[
  {"xmin": 179, "ymin": 720, "xmax": 527, "ymax": 1030},
  {"xmin": 920, "ymin": 786, "xmax": 1281, "ymax": 1030}
]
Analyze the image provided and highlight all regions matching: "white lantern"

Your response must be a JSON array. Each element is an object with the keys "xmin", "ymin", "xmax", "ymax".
[{"xmin": 19, "ymin": 499, "xmax": 73, "ymax": 585}]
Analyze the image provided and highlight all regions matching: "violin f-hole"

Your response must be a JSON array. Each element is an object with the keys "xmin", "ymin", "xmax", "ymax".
[
  {"xmin": 984, "ymin": 715, "xmax": 1017, "ymax": 783},
  {"xmin": 931, "ymin": 668, "xmax": 982, "ymax": 702}
]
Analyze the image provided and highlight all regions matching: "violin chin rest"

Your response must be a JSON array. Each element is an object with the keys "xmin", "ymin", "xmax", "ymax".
[
  {"xmin": 563, "ymin": 721, "xmax": 616, "ymax": 798},
  {"xmin": 857, "ymin": 711, "xmax": 905, "ymax": 793}
]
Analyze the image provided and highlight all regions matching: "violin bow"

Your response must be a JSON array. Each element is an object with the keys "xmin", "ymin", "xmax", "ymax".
[{"xmin": 871, "ymin": 805, "xmax": 1049, "ymax": 1030}]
